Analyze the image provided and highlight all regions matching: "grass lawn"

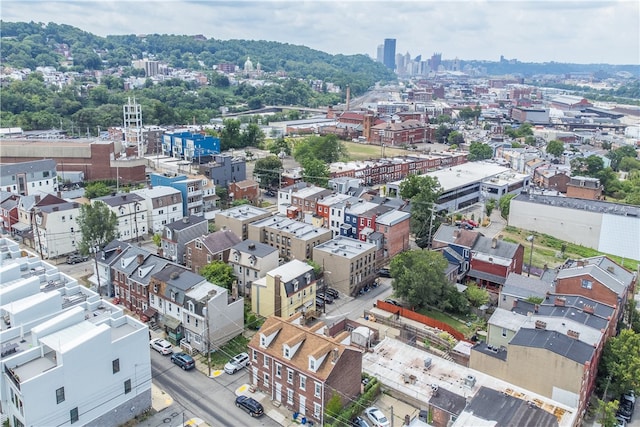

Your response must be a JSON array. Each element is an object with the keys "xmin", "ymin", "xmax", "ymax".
[
  {"xmin": 207, "ymin": 334, "xmax": 250, "ymax": 369},
  {"xmin": 343, "ymin": 140, "xmax": 417, "ymax": 161},
  {"xmin": 415, "ymin": 306, "xmax": 473, "ymax": 337},
  {"xmin": 500, "ymin": 226, "xmax": 639, "ymax": 272}
]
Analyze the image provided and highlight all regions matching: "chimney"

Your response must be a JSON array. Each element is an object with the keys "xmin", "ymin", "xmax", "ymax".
[
  {"xmin": 512, "ymin": 299, "xmax": 518, "ymax": 308},
  {"xmin": 535, "ymin": 320, "xmax": 547, "ymax": 329},
  {"xmin": 534, "ymin": 304, "xmax": 539, "ymax": 313},
  {"xmin": 116, "ymin": 246, "xmax": 122, "ymax": 254},
  {"xmin": 491, "ymin": 238, "xmax": 498, "ymax": 249},
  {"xmin": 554, "ymin": 297, "xmax": 566, "ymax": 307},
  {"xmin": 248, "ymin": 243, "xmax": 256, "ymax": 250},
  {"xmin": 567, "ymin": 330, "xmax": 580, "ymax": 340},
  {"xmin": 331, "ymin": 347, "xmax": 339, "ymax": 363},
  {"xmin": 183, "ymin": 217, "xmax": 189, "ymax": 224},
  {"xmin": 606, "ymin": 266, "xmax": 615, "ymax": 274},
  {"xmin": 583, "ymin": 304, "xmax": 595, "ymax": 314},
  {"xmin": 137, "ymin": 254, "xmax": 144, "ymax": 265}
]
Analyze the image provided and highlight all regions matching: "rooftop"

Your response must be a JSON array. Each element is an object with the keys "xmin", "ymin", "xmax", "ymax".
[{"xmin": 314, "ymin": 236, "xmax": 377, "ymax": 258}]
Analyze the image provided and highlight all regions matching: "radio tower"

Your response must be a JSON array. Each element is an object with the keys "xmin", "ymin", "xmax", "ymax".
[{"xmin": 123, "ymin": 97, "xmax": 143, "ymax": 157}]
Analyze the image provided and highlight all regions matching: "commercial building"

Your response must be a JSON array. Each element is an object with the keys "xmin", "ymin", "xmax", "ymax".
[{"xmin": 383, "ymin": 38, "xmax": 396, "ymax": 70}]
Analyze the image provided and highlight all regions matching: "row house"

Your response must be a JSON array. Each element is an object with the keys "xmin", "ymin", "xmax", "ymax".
[
  {"xmin": 1, "ymin": 159, "xmax": 58, "ymax": 196},
  {"xmin": 14, "ymin": 193, "xmax": 68, "ymax": 242},
  {"xmin": 33, "ymin": 201, "xmax": 84, "ymax": 259},
  {"xmin": 95, "ymin": 240, "xmax": 128, "ymax": 297},
  {"xmin": 247, "ymin": 314, "xmax": 363, "ymax": 426},
  {"xmin": 229, "ymin": 240, "xmax": 279, "ymax": 298},
  {"xmin": 182, "ymin": 280, "xmax": 244, "ymax": 352},
  {"xmin": 467, "ymin": 236, "xmax": 524, "ymax": 293},
  {"xmin": 132, "ymin": 186, "xmax": 183, "ymax": 233},
  {"xmin": 313, "ymin": 236, "xmax": 377, "ymax": 296},
  {"xmin": 555, "ymin": 256, "xmax": 636, "ymax": 326},
  {"xmin": 160, "ymin": 215, "xmax": 208, "ymax": 264},
  {"xmin": 96, "ymin": 193, "xmax": 148, "ymax": 242},
  {"xmin": 282, "ymin": 184, "xmax": 332, "ymax": 220},
  {"xmin": 185, "ymin": 229, "xmax": 242, "ymax": 273},
  {"xmin": 314, "ymin": 193, "xmax": 359, "ymax": 237},
  {"xmin": 248, "ymin": 215, "xmax": 332, "ymax": 263},
  {"xmin": 533, "ymin": 167, "xmax": 570, "ymax": 193},
  {"xmin": 215, "ymin": 205, "xmax": 272, "ymax": 240},
  {"xmin": 161, "ymin": 131, "xmax": 220, "ymax": 162},
  {"xmin": 0, "ymin": 192, "xmax": 19, "ymax": 235},
  {"xmin": 375, "ymin": 209, "xmax": 411, "ymax": 259},
  {"xmin": 341, "ymin": 200, "xmax": 380, "ymax": 240},
  {"xmin": 252, "ymin": 260, "xmax": 317, "ymax": 319}
]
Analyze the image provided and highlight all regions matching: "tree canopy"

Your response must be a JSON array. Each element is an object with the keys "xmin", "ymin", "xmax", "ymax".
[
  {"xmin": 390, "ymin": 250, "xmax": 450, "ymax": 309},
  {"xmin": 467, "ymin": 142, "xmax": 493, "ymax": 161},
  {"xmin": 399, "ymin": 174, "xmax": 442, "ymax": 248},
  {"xmin": 199, "ymin": 261, "xmax": 236, "ymax": 291},
  {"xmin": 253, "ymin": 156, "xmax": 283, "ymax": 189},
  {"xmin": 597, "ymin": 329, "xmax": 640, "ymax": 399},
  {"xmin": 546, "ymin": 140, "xmax": 565, "ymax": 158},
  {"xmin": 292, "ymin": 134, "xmax": 348, "ymax": 164},
  {"xmin": 76, "ymin": 201, "xmax": 118, "ymax": 254}
]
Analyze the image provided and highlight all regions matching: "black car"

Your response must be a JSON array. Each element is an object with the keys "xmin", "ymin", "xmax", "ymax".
[
  {"xmin": 378, "ymin": 268, "xmax": 391, "ymax": 278},
  {"xmin": 351, "ymin": 416, "xmax": 372, "ymax": 427},
  {"xmin": 265, "ymin": 190, "xmax": 276, "ymax": 197},
  {"xmin": 235, "ymin": 395, "xmax": 264, "ymax": 417},
  {"xmin": 315, "ymin": 297, "xmax": 325, "ymax": 308},
  {"xmin": 325, "ymin": 287, "xmax": 339, "ymax": 299},
  {"xmin": 170, "ymin": 352, "xmax": 195, "ymax": 370},
  {"xmin": 617, "ymin": 401, "xmax": 633, "ymax": 421},
  {"xmin": 317, "ymin": 292, "xmax": 334, "ymax": 304}
]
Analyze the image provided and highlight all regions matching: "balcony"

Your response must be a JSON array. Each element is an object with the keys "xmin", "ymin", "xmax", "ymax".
[{"xmin": 187, "ymin": 189, "xmax": 203, "ymax": 197}]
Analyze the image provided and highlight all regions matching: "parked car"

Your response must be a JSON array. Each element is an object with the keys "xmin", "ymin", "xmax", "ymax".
[
  {"xmin": 224, "ymin": 352, "xmax": 250, "ymax": 374},
  {"xmin": 315, "ymin": 297, "xmax": 325, "ymax": 309},
  {"xmin": 150, "ymin": 338, "xmax": 173, "ymax": 355},
  {"xmin": 621, "ymin": 390, "xmax": 636, "ymax": 408},
  {"xmin": 265, "ymin": 190, "xmax": 276, "ymax": 197},
  {"xmin": 465, "ymin": 219, "xmax": 479, "ymax": 228},
  {"xmin": 317, "ymin": 292, "xmax": 334, "ymax": 304},
  {"xmin": 66, "ymin": 254, "xmax": 88, "ymax": 264},
  {"xmin": 365, "ymin": 407, "xmax": 390, "ymax": 427},
  {"xmin": 614, "ymin": 415, "xmax": 627, "ymax": 427},
  {"xmin": 384, "ymin": 298, "xmax": 401, "ymax": 306},
  {"xmin": 171, "ymin": 352, "xmax": 195, "ymax": 370},
  {"xmin": 378, "ymin": 268, "xmax": 391, "ymax": 278},
  {"xmin": 617, "ymin": 401, "xmax": 633, "ymax": 421},
  {"xmin": 351, "ymin": 416, "xmax": 372, "ymax": 427},
  {"xmin": 235, "ymin": 395, "xmax": 264, "ymax": 417},
  {"xmin": 325, "ymin": 287, "xmax": 339, "ymax": 299}
]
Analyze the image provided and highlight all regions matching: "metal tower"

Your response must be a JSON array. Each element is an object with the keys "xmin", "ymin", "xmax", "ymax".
[{"xmin": 123, "ymin": 97, "xmax": 144, "ymax": 157}]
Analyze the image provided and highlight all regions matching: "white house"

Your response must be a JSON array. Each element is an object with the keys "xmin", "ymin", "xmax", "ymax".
[
  {"xmin": 34, "ymin": 201, "xmax": 83, "ymax": 259},
  {"xmin": 182, "ymin": 281, "xmax": 244, "ymax": 352},
  {"xmin": 132, "ymin": 186, "xmax": 183, "ymax": 233},
  {"xmin": 95, "ymin": 193, "xmax": 148, "ymax": 242},
  {"xmin": 0, "ymin": 159, "xmax": 58, "ymax": 196},
  {"xmin": 228, "ymin": 240, "xmax": 279, "ymax": 298},
  {"xmin": 0, "ymin": 239, "xmax": 151, "ymax": 427}
]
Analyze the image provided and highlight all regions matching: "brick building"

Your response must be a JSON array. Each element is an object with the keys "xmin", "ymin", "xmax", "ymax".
[
  {"xmin": 228, "ymin": 179, "xmax": 260, "ymax": 205},
  {"xmin": 247, "ymin": 314, "xmax": 363, "ymax": 425},
  {"xmin": 184, "ymin": 229, "xmax": 241, "ymax": 273},
  {"xmin": 566, "ymin": 176, "xmax": 603, "ymax": 200}
]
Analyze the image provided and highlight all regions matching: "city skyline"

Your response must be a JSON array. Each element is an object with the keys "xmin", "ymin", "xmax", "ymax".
[{"xmin": 2, "ymin": 0, "xmax": 639, "ymax": 65}]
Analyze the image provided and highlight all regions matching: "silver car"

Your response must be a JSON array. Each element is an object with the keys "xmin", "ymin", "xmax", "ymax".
[{"xmin": 224, "ymin": 352, "xmax": 250, "ymax": 374}]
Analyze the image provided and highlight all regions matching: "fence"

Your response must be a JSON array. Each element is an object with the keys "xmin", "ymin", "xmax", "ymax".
[{"xmin": 375, "ymin": 300, "xmax": 467, "ymax": 341}]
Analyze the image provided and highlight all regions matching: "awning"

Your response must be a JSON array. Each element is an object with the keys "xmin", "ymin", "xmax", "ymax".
[
  {"xmin": 11, "ymin": 222, "xmax": 31, "ymax": 232},
  {"xmin": 143, "ymin": 307, "xmax": 157, "ymax": 318},
  {"xmin": 467, "ymin": 269, "xmax": 506, "ymax": 285},
  {"xmin": 161, "ymin": 315, "xmax": 182, "ymax": 331}
]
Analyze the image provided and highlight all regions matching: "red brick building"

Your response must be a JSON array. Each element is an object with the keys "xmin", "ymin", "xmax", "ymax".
[
  {"xmin": 247, "ymin": 314, "xmax": 363, "ymax": 425},
  {"xmin": 566, "ymin": 176, "xmax": 603, "ymax": 200},
  {"xmin": 370, "ymin": 120, "xmax": 430, "ymax": 146},
  {"xmin": 185, "ymin": 229, "xmax": 241, "ymax": 273},
  {"xmin": 228, "ymin": 179, "xmax": 260, "ymax": 205},
  {"xmin": 468, "ymin": 236, "xmax": 524, "ymax": 293}
]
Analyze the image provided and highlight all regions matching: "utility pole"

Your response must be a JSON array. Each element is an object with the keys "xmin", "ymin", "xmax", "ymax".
[
  {"xmin": 204, "ymin": 305, "xmax": 212, "ymax": 377},
  {"xmin": 427, "ymin": 205, "xmax": 436, "ymax": 249}
]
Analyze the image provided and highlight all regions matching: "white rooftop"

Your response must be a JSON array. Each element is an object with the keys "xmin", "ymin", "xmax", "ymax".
[{"xmin": 268, "ymin": 259, "xmax": 313, "ymax": 282}]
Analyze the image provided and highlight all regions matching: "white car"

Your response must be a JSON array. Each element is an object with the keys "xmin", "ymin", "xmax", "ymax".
[
  {"xmin": 365, "ymin": 407, "xmax": 390, "ymax": 427},
  {"xmin": 224, "ymin": 352, "xmax": 250, "ymax": 374},
  {"xmin": 150, "ymin": 338, "xmax": 173, "ymax": 355}
]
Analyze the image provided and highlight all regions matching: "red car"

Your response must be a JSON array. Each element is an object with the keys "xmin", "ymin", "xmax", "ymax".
[{"xmin": 464, "ymin": 219, "xmax": 479, "ymax": 228}]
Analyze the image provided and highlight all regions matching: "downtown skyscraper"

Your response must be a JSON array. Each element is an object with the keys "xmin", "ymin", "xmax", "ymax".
[{"xmin": 383, "ymin": 38, "xmax": 396, "ymax": 70}]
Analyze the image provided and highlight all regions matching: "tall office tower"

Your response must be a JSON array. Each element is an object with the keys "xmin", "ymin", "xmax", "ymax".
[
  {"xmin": 383, "ymin": 38, "xmax": 396, "ymax": 70},
  {"xmin": 395, "ymin": 53, "xmax": 405, "ymax": 73},
  {"xmin": 376, "ymin": 44, "xmax": 384, "ymax": 62}
]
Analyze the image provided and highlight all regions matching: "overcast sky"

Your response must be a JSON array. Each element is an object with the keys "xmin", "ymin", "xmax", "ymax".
[{"xmin": 3, "ymin": 0, "xmax": 639, "ymax": 65}]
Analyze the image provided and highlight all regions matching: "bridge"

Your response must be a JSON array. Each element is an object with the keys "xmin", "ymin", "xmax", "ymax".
[{"xmin": 222, "ymin": 105, "xmax": 327, "ymax": 118}]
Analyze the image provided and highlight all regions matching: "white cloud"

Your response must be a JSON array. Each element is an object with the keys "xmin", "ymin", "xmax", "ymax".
[{"xmin": 2, "ymin": 0, "xmax": 638, "ymax": 64}]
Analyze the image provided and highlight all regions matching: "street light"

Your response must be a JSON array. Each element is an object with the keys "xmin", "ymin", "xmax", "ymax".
[{"xmin": 526, "ymin": 235, "xmax": 534, "ymax": 277}]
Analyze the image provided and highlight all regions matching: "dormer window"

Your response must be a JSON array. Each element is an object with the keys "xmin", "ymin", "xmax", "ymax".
[
  {"xmin": 283, "ymin": 345, "xmax": 291, "ymax": 359},
  {"xmin": 305, "ymin": 273, "xmax": 311, "ymax": 284},
  {"xmin": 308, "ymin": 357, "xmax": 316, "ymax": 372},
  {"xmin": 188, "ymin": 301, "xmax": 195, "ymax": 312},
  {"xmin": 260, "ymin": 335, "xmax": 267, "ymax": 347},
  {"xmin": 293, "ymin": 280, "xmax": 299, "ymax": 293},
  {"xmin": 171, "ymin": 291, "xmax": 176, "ymax": 302}
]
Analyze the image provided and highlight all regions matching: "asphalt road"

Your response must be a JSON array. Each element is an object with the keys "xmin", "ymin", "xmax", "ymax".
[{"xmin": 145, "ymin": 351, "xmax": 280, "ymax": 427}]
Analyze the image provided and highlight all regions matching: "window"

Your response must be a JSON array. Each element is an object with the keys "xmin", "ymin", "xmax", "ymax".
[
  {"xmin": 284, "ymin": 347, "xmax": 290, "ymax": 359},
  {"xmin": 299, "ymin": 375, "xmax": 306, "ymax": 391},
  {"xmin": 56, "ymin": 387, "xmax": 65, "ymax": 404},
  {"xmin": 581, "ymin": 279, "xmax": 593, "ymax": 289},
  {"xmin": 112, "ymin": 359, "xmax": 120, "ymax": 374},
  {"xmin": 124, "ymin": 379, "xmax": 132, "ymax": 394},
  {"xmin": 287, "ymin": 388, "xmax": 294, "ymax": 405},
  {"xmin": 275, "ymin": 363, "xmax": 282, "ymax": 378},
  {"xmin": 314, "ymin": 382, "xmax": 321, "ymax": 398},
  {"xmin": 314, "ymin": 402, "xmax": 321, "ymax": 418},
  {"xmin": 309, "ymin": 358, "xmax": 316, "ymax": 371},
  {"xmin": 70, "ymin": 407, "xmax": 79, "ymax": 424},
  {"xmin": 287, "ymin": 369, "xmax": 294, "ymax": 384},
  {"xmin": 252, "ymin": 349, "xmax": 258, "ymax": 361},
  {"xmin": 264, "ymin": 355, "xmax": 270, "ymax": 368},
  {"xmin": 264, "ymin": 373, "xmax": 270, "ymax": 388}
]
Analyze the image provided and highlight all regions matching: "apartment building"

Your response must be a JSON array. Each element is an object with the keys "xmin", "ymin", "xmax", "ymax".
[
  {"xmin": 33, "ymin": 200, "xmax": 83, "ymax": 259},
  {"xmin": 132, "ymin": 186, "xmax": 183, "ymax": 233},
  {"xmin": 251, "ymin": 260, "xmax": 317, "ymax": 318},
  {"xmin": 0, "ymin": 239, "xmax": 151, "ymax": 427},
  {"xmin": 95, "ymin": 193, "xmax": 148, "ymax": 242},
  {"xmin": 228, "ymin": 240, "xmax": 279, "ymax": 298},
  {"xmin": 312, "ymin": 236, "xmax": 377, "ymax": 296},
  {"xmin": 0, "ymin": 159, "xmax": 58, "ymax": 196},
  {"xmin": 149, "ymin": 173, "xmax": 207, "ymax": 217},
  {"xmin": 248, "ymin": 215, "xmax": 332, "ymax": 263},
  {"xmin": 214, "ymin": 205, "xmax": 272, "ymax": 240},
  {"xmin": 375, "ymin": 209, "xmax": 411, "ymax": 260},
  {"xmin": 247, "ymin": 314, "xmax": 363, "ymax": 426}
]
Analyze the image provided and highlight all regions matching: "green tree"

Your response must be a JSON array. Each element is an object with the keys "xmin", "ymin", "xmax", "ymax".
[
  {"xmin": 301, "ymin": 158, "xmax": 330, "ymax": 187},
  {"xmin": 269, "ymin": 136, "xmax": 291, "ymax": 156},
  {"xmin": 293, "ymin": 134, "xmax": 347, "ymax": 164},
  {"xmin": 467, "ymin": 142, "xmax": 493, "ymax": 161},
  {"xmin": 390, "ymin": 250, "xmax": 449, "ymax": 309},
  {"xmin": 152, "ymin": 233, "xmax": 162, "ymax": 247},
  {"xmin": 253, "ymin": 155, "xmax": 283, "ymax": 189},
  {"xmin": 325, "ymin": 393, "xmax": 343, "ymax": 419},
  {"xmin": 447, "ymin": 130, "xmax": 464, "ymax": 145},
  {"xmin": 618, "ymin": 157, "xmax": 640, "ymax": 172},
  {"xmin": 571, "ymin": 155, "xmax": 604, "ymax": 177},
  {"xmin": 598, "ymin": 329, "xmax": 640, "ymax": 398},
  {"xmin": 485, "ymin": 199, "xmax": 496, "ymax": 217},
  {"xmin": 546, "ymin": 140, "xmax": 564, "ymax": 158},
  {"xmin": 199, "ymin": 261, "xmax": 236, "ymax": 291},
  {"xmin": 220, "ymin": 119, "xmax": 242, "ymax": 150},
  {"xmin": 241, "ymin": 123, "xmax": 265, "ymax": 148},
  {"xmin": 607, "ymin": 145, "xmax": 638, "ymax": 171},
  {"xmin": 596, "ymin": 399, "xmax": 619, "ymax": 427},
  {"xmin": 76, "ymin": 200, "xmax": 118, "ymax": 258},
  {"xmin": 465, "ymin": 284, "xmax": 490, "ymax": 308},
  {"xmin": 499, "ymin": 194, "xmax": 516, "ymax": 219},
  {"xmin": 399, "ymin": 175, "xmax": 442, "ymax": 248},
  {"xmin": 84, "ymin": 182, "xmax": 112, "ymax": 199}
]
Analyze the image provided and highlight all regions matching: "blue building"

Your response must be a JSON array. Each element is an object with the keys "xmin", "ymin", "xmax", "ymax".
[
  {"xmin": 149, "ymin": 173, "xmax": 206, "ymax": 217},
  {"xmin": 161, "ymin": 132, "xmax": 220, "ymax": 162}
]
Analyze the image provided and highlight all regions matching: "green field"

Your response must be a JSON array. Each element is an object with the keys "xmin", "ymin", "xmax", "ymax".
[{"xmin": 343, "ymin": 140, "xmax": 416, "ymax": 161}]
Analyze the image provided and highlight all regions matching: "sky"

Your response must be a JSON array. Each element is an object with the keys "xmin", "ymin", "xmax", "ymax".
[{"xmin": 2, "ymin": 0, "xmax": 639, "ymax": 65}]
